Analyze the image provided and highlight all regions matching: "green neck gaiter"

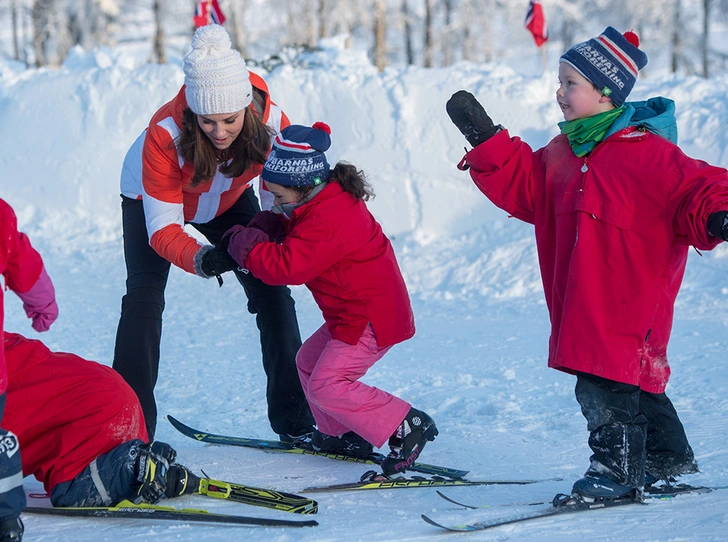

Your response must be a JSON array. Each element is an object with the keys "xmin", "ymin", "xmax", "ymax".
[{"xmin": 559, "ymin": 106, "xmax": 625, "ymax": 157}]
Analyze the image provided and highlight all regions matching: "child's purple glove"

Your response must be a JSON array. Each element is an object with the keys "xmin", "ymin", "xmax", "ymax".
[
  {"xmin": 247, "ymin": 211, "xmax": 286, "ymax": 243},
  {"xmin": 225, "ymin": 225, "xmax": 270, "ymax": 267},
  {"xmin": 16, "ymin": 266, "xmax": 58, "ymax": 332}
]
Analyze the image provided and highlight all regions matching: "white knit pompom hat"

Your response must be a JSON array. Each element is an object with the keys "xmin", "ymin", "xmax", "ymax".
[{"xmin": 183, "ymin": 24, "xmax": 253, "ymax": 115}]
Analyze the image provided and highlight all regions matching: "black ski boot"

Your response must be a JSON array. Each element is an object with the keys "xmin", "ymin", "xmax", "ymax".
[
  {"xmin": 278, "ymin": 427, "xmax": 315, "ymax": 445},
  {"xmin": 571, "ymin": 472, "xmax": 638, "ymax": 502},
  {"xmin": 165, "ymin": 465, "xmax": 201, "ymax": 498},
  {"xmin": 135, "ymin": 441, "xmax": 178, "ymax": 504},
  {"xmin": 0, "ymin": 518, "xmax": 22, "ymax": 541},
  {"xmin": 311, "ymin": 430, "xmax": 373, "ymax": 459},
  {"xmin": 381, "ymin": 408, "xmax": 438, "ymax": 475}
]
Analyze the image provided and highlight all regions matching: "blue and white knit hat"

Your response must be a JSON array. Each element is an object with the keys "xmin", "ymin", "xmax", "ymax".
[
  {"xmin": 262, "ymin": 122, "xmax": 332, "ymax": 187},
  {"xmin": 560, "ymin": 27, "xmax": 648, "ymax": 107}
]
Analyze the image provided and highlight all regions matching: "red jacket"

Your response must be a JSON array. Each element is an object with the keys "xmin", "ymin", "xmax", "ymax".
[
  {"xmin": 0, "ymin": 199, "xmax": 43, "ymax": 394},
  {"xmin": 120, "ymin": 72, "xmax": 289, "ymax": 274},
  {"xmin": 3, "ymin": 333, "xmax": 147, "ymax": 491},
  {"xmin": 245, "ymin": 182, "xmax": 415, "ymax": 347},
  {"xmin": 465, "ymin": 123, "xmax": 728, "ymax": 393}
]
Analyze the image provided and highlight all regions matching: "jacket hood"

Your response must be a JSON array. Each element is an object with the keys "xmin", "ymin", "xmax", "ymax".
[{"xmin": 608, "ymin": 96, "xmax": 678, "ymax": 144}]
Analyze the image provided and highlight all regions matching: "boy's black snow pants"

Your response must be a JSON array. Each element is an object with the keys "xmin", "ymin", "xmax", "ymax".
[{"xmin": 575, "ymin": 372, "xmax": 698, "ymax": 487}]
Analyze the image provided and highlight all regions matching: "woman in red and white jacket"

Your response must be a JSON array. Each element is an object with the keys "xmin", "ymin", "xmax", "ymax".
[
  {"xmin": 113, "ymin": 24, "xmax": 314, "ymax": 440},
  {"xmin": 217, "ymin": 123, "xmax": 438, "ymax": 475}
]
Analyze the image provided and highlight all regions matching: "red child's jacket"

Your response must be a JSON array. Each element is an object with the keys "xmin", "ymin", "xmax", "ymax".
[
  {"xmin": 465, "ymin": 121, "xmax": 728, "ymax": 393},
  {"xmin": 244, "ymin": 182, "xmax": 415, "ymax": 347}
]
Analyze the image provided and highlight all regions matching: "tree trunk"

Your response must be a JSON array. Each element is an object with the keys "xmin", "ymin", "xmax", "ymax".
[
  {"xmin": 442, "ymin": 0, "xmax": 453, "ymax": 66},
  {"xmin": 402, "ymin": 0, "xmax": 413, "ymax": 64},
  {"xmin": 671, "ymin": 0, "xmax": 680, "ymax": 73},
  {"xmin": 423, "ymin": 0, "xmax": 433, "ymax": 67},
  {"xmin": 11, "ymin": 0, "xmax": 20, "ymax": 61},
  {"xmin": 462, "ymin": 0, "xmax": 471, "ymax": 61},
  {"xmin": 319, "ymin": 0, "xmax": 327, "ymax": 39},
  {"xmin": 374, "ymin": 0, "xmax": 387, "ymax": 71},
  {"xmin": 702, "ymin": 0, "xmax": 710, "ymax": 78},
  {"xmin": 305, "ymin": 0, "xmax": 315, "ymax": 46},
  {"xmin": 230, "ymin": 0, "xmax": 248, "ymax": 57},
  {"xmin": 152, "ymin": 0, "xmax": 166, "ymax": 64},
  {"xmin": 32, "ymin": 0, "xmax": 52, "ymax": 67}
]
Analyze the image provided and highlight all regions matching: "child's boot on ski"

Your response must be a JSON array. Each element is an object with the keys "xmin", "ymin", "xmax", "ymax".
[
  {"xmin": 311, "ymin": 430, "xmax": 373, "ymax": 459},
  {"xmin": 381, "ymin": 408, "xmax": 438, "ymax": 475}
]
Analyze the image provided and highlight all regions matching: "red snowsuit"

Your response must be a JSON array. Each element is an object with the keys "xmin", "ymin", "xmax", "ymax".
[
  {"xmin": 464, "ymin": 114, "xmax": 728, "ymax": 393},
  {"xmin": 3, "ymin": 333, "xmax": 147, "ymax": 492},
  {"xmin": 1, "ymin": 198, "xmax": 146, "ymax": 493}
]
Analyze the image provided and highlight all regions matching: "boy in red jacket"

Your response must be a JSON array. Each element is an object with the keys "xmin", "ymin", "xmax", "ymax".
[
  {"xmin": 1, "ymin": 199, "xmax": 195, "ymax": 541},
  {"xmin": 217, "ymin": 122, "xmax": 438, "ymax": 475},
  {"xmin": 446, "ymin": 27, "xmax": 728, "ymax": 502}
]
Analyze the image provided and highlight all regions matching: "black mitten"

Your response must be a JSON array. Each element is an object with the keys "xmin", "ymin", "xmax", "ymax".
[
  {"xmin": 707, "ymin": 211, "xmax": 728, "ymax": 241},
  {"xmin": 446, "ymin": 90, "xmax": 502, "ymax": 147},
  {"xmin": 195, "ymin": 244, "xmax": 239, "ymax": 279}
]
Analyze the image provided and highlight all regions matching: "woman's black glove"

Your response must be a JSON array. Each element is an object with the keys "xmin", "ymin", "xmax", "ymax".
[
  {"xmin": 195, "ymin": 243, "xmax": 239, "ymax": 284},
  {"xmin": 446, "ymin": 90, "xmax": 502, "ymax": 147}
]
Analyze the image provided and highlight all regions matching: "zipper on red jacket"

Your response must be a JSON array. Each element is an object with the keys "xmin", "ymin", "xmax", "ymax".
[{"xmin": 579, "ymin": 157, "xmax": 597, "ymax": 219}]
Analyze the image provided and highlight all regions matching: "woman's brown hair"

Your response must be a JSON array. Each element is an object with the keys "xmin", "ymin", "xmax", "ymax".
[{"xmin": 177, "ymin": 97, "xmax": 274, "ymax": 187}]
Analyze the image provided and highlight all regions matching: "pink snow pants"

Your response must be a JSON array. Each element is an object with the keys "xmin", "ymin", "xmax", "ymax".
[{"xmin": 296, "ymin": 324, "xmax": 410, "ymax": 448}]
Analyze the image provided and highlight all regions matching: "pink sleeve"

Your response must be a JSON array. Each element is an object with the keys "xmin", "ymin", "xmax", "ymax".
[{"xmin": 16, "ymin": 265, "xmax": 58, "ymax": 332}]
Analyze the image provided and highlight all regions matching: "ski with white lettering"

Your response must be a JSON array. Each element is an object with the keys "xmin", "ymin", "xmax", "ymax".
[{"xmin": 302, "ymin": 470, "xmax": 562, "ymax": 493}]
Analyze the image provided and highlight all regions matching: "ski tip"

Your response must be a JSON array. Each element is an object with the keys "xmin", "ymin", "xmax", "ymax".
[{"xmin": 421, "ymin": 514, "xmax": 438, "ymax": 526}]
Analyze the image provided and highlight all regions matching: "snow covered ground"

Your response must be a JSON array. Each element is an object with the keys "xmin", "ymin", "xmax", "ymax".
[{"xmin": 3, "ymin": 35, "xmax": 728, "ymax": 541}]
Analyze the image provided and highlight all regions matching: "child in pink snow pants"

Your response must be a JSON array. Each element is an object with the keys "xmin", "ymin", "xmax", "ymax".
[{"xmin": 220, "ymin": 122, "xmax": 438, "ymax": 475}]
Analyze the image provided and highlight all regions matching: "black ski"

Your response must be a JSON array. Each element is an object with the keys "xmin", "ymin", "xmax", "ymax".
[
  {"xmin": 435, "ymin": 483, "xmax": 722, "ymax": 510},
  {"xmin": 422, "ymin": 493, "xmax": 641, "ymax": 532},
  {"xmin": 424, "ymin": 483, "xmax": 725, "ymax": 532},
  {"xmin": 436, "ymin": 490, "xmax": 549, "ymax": 509},
  {"xmin": 24, "ymin": 499, "xmax": 318, "ymax": 528},
  {"xmin": 167, "ymin": 415, "xmax": 468, "ymax": 478},
  {"xmin": 198, "ymin": 478, "xmax": 317, "ymax": 514},
  {"xmin": 302, "ymin": 470, "xmax": 562, "ymax": 493}
]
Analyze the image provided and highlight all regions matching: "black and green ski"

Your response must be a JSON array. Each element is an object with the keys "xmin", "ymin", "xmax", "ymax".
[
  {"xmin": 24, "ymin": 499, "xmax": 318, "ymax": 528},
  {"xmin": 167, "ymin": 415, "xmax": 468, "ymax": 478},
  {"xmin": 197, "ymin": 477, "xmax": 317, "ymax": 514}
]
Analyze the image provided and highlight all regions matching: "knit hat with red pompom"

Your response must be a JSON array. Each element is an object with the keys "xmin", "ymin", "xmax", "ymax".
[
  {"xmin": 262, "ymin": 122, "xmax": 332, "ymax": 187},
  {"xmin": 560, "ymin": 27, "xmax": 648, "ymax": 106}
]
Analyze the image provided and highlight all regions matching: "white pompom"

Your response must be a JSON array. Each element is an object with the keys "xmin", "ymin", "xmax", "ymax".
[{"xmin": 191, "ymin": 24, "xmax": 231, "ymax": 52}]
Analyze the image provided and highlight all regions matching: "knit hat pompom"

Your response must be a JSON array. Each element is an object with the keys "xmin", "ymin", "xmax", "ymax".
[
  {"xmin": 559, "ymin": 26, "xmax": 648, "ymax": 107},
  {"xmin": 623, "ymin": 30, "xmax": 640, "ymax": 48},
  {"xmin": 262, "ymin": 123, "xmax": 333, "ymax": 187},
  {"xmin": 191, "ymin": 23, "xmax": 232, "ymax": 52},
  {"xmin": 312, "ymin": 121, "xmax": 331, "ymax": 135},
  {"xmin": 183, "ymin": 24, "xmax": 252, "ymax": 115}
]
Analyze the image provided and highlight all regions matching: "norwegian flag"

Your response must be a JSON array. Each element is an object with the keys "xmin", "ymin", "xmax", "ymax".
[
  {"xmin": 194, "ymin": 0, "xmax": 227, "ymax": 28},
  {"xmin": 524, "ymin": 0, "xmax": 548, "ymax": 47}
]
